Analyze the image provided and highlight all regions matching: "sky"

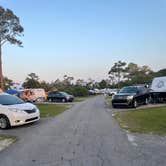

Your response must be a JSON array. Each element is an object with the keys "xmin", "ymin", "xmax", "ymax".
[{"xmin": 0, "ymin": 0, "xmax": 166, "ymax": 82}]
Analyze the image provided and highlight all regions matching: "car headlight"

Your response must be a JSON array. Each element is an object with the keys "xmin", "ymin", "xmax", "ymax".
[
  {"xmin": 8, "ymin": 108, "xmax": 24, "ymax": 114},
  {"xmin": 127, "ymin": 96, "xmax": 133, "ymax": 100}
]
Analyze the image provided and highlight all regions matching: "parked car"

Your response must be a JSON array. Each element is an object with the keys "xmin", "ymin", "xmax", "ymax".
[
  {"xmin": 88, "ymin": 90, "xmax": 96, "ymax": 95},
  {"xmin": 47, "ymin": 91, "xmax": 74, "ymax": 102},
  {"xmin": 106, "ymin": 89, "xmax": 119, "ymax": 96},
  {"xmin": 112, "ymin": 86, "xmax": 149, "ymax": 108},
  {"xmin": 0, "ymin": 93, "xmax": 40, "ymax": 129}
]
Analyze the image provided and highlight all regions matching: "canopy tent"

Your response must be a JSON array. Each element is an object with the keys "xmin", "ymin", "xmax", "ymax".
[{"xmin": 5, "ymin": 89, "xmax": 21, "ymax": 95}]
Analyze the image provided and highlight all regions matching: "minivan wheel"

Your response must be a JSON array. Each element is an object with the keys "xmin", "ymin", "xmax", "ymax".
[
  {"xmin": 133, "ymin": 100, "xmax": 138, "ymax": 108},
  {"xmin": 0, "ymin": 116, "xmax": 10, "ymax": 129}
]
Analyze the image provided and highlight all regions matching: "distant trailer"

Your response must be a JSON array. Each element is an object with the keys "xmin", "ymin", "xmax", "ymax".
[
  {"xmin": 20, "ymin": 88, "xmax": 46, "ymax": 102},
  {"xmin": 150, "ymin": 76, "xmax": 166, "ymax": 103}
]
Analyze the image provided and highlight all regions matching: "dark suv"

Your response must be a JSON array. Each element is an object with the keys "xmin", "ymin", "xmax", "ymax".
[
  {"xmin": 112, "ymin": 86, "xmax": 149, "ymax": 108},
  {"xmin": 47, "ymin": 91, "xmax": 74, "ymax": 102}
]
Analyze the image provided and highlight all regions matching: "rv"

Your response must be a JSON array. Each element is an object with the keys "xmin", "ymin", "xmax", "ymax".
[
  {"xmin": 20, "ymin": 88, "xmax": 46, "ymax": 102},
  {"xmin": 150, "ymin": 76, "xmax": 166, "ymax": 103}
]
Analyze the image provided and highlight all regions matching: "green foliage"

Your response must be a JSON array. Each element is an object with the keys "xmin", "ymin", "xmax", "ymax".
[
  {"xmin": 22, "ymin": 73, "xmax": 89, "ymax": 97},
  {"xmin": 0, "ymin": 6, "xmax": 24, "ymax": 46},
  {"xmin": 108, "ymin": 61, "xmax": 164, "ymax": 88},
  {"xmin": 23, "ymin": 73, "xmax": 41, "ymax": 89},
  {"xmin": 153, "ymin": 69, "xmax": 166, "ymax": 77},
  {"xmin": 108, "ymin": 61, "xmax": 127, "ymax": 88},
  {"xmin": 71, "ymin": 86, "xmax": 88, "ymax": 97},
  {"xmin": 62, "ymin": 85, "xmax": 88, "ymax": 97},
  {"xmin": 40, "ymin": 81, "xmax": 53, "ymax": 92},
  {"xmin": 0, "ymin": 6, "xmax": 24, "ymax": 89},
  {"xmin": 3, "ymin": 76, "xmax": 13, "ymax": 90},
  {"xmin": 98, "ymin": 80, "xmax": 108, "ymax": 89}
]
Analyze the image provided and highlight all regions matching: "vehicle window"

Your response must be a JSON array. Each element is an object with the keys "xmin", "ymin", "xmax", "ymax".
[
  {"xmin": 140, "ymin": 87, "xmax": 147, "ymax": 93},
  {"xmin": 52, "ymin": 92, "xmax": 57, "ymax": 95},
  {"xmin": 55, "ymin": 93, "xmax": 62, "ymax": 97},
  {"xmin": 49, "ymin": 91, "xmax": 57, "ymax": 96},
  {"xmin": 0, "ymin": 95, "xmax": 24, "ymax": 105},
  {"xmin": 119, "ymin": 87, "xmax": 138, "ymax": 93},
  {"xmin": 136, "ymin": 87, "xmax": 142, "ymax": 94},
  {"xmin": 60, "ymin": 92, "xmax": 69, "ymax": 96}
]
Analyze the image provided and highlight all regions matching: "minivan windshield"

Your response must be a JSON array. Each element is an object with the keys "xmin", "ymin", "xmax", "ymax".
[
  {"xmin": 0, "ymin": 95, "xmax": 25, "ymax": 105},
  {"xmin": 119, "ymin": 87, "xmax": 138, "ymax": 94}
]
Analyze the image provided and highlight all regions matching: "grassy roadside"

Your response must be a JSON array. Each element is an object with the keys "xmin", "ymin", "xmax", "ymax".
[
  {"xmin": 36, "ymin": 104, "xmax": 72, "ymax": 118},
  {"xmin": 0, "ymin": 135, "xmax": 17, "ymax": 152},
  {"xmin": 74, "ymin": 95, "xmax": 96, "ymax": 102},
  {"xmin": 74, "ymin": 97, "xmax": 86, "ymax": 102},
  {"xmin": 0, "ymin": 135, "xmax": 16, "ymax": 141},
  {"xmin": 105, "ymin": 96, "xmax": 112, "ymax": 105},
  {"xmin": 114, "ymin": 106, "xmax": 166, "ymax": 135},
  {"xmin": 74, "ymin": 96, "xmax": 90, "ymax": 102},
  {"xmin": 37, "ymin": 96, "xmax": 94, "ymax": 117}
]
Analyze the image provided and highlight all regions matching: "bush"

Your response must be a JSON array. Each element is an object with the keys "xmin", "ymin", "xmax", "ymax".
[
  {"xmin": 61, "ymin": 86, "xmax": 88, "ymax": 97},
  {"xmin": 72, "ymin": 86, "xmax": 88, "ymax": 97}
]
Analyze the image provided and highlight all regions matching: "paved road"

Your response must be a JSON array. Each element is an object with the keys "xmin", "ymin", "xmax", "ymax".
[{"xmin": 0, "ymin": 96, "xmax": 166, "ymax": 166}]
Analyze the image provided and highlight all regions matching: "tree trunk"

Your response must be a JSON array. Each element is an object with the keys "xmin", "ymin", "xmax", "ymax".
[
  {"xmin": 0, "ymin": 44, "xmax": 3, "ymax": 90},
  {"xmin": 117, "ymin": 71, "xmax": 120, "ymax": 89}
]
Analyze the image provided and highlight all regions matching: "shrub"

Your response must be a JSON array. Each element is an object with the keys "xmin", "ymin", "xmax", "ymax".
[{"xmin": 71, "ymin": 86, "xmax": 88, "ymax": 97}]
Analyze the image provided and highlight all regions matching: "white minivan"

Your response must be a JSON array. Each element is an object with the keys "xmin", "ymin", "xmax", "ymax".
[{"xmin": 0, "ymin": 93, "xmax": 40, "ymax": 129}]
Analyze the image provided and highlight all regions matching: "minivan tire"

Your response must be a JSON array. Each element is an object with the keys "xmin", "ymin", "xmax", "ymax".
[{"xmin": 0, "ymin": 115, "xmax": 10, "ymax": 129}]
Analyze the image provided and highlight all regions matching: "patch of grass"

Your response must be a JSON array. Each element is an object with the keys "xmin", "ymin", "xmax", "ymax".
[
  {"xmin": 0, "ymin": 135, "xmax": 17, "ymax": 141},
  {"xmin": 74, "ymin": 96, "xmax": 94, "ymax": 102},
  {"xmin": 74, "ymin": 97, "xmax": 87, "ymax": 102},
  {"xmin": 0, "ymin": 135, "xmax": 17, "ymax": 152},
  {"xmin": 36, "ymin": 104, "xmax": 72, "ymax": 118},
  {"xmin": 105, "ymin": 96, "xmax": 112, "ymax": 105},
  {"xmin": 114, "ymin": 106, "xmax": 166, "ymax": 135}
]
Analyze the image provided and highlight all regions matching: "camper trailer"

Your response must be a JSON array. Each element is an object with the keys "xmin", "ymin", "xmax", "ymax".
[
  {"xmin": 20, "ymin": 88, "xmax": 46, "ymax": 102},
  {"xmin": 150, "ymin": 76, "xmax": 166, "ymax": 103}
]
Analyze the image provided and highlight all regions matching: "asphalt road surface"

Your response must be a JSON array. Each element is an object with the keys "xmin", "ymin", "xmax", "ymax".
[{"xmin": 0, "ymin": 96, "xmax": 166, "ymax": 166}]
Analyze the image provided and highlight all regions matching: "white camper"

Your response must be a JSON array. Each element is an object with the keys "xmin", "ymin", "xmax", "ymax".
[
  {"xmin": 20, "ymin": 88, "xmax": 46, "ymax": 102},
  {"xmin": 151, "ymin": 76, "xmax": 166, "ymax": 92},
  {"xmin": 150, "ymin": 76, "xmax": 166, "ymax": 103}
]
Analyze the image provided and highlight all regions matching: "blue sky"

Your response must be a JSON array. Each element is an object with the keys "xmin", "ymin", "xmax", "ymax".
[{"xmin": 0, "ymin": 0, "xmax": 166, "ymax": 82}]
